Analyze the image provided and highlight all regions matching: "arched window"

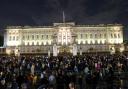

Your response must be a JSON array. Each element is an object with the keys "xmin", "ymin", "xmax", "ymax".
[
  {"xmin": 36, "ymin": 35, "xmax": 39, "ymax": 40},
  {"xmin": 90, "ymin": 34, "xmax": 92, "ymax": 38},
  {"xmin": 81, "ymin": 40, "xmax": 83, "ymax": 44},
  {"xmin": 46, "ymin": 42, "xmax": 49, "ymax": 45},
  {"xmin": 27, "ymin": 42, "xmax": 29, "ymax": 45},
  {"xmin": 99, "ymin": 34, "xmax": 102, "ymax": 38},
  {"xmin": 85, "ymin": 34, "xmax": 87, "ymax": 38},
  {"xmin": 22, "ymin": 36, "xmax": 24, "ymax": 40},
  {"xmin": 13, "ymin": 36, "xmax": 15, "ymax": 40},
  {"xmin": 81, "ymin": 34, "xmax": 83, "ymax": 39},
  {"xmin": 95, "ymin": 40, "xmax": 98, "ymax": 44},
  {"xmin": 104, "ymin": 40, "xmax": 107, "ymax": 44},
  {"xmin": 32, "ymin": 42, "xmax": 34, "ymax": 45},
  {"xmin": 37, "ymin": 42, "xmax": 39, "ymax": 45},
  {"xmin": 9, "ymin": 36, "xmax": 11, "ymax": 41},
  {"xmin": 118, "ymin": 34, "xmax": 120, "ymax": 38},
  {"xmin": 42, "ymin": 35, "xmax": 43, "ymax": 39},
  {"xmin": 114, "ymin": 34, "xmax": 117, "ymax": 38},
  {"xmin": 95, "ymin": 34, "xmax": 97, "ymax": 38},
  {"xmin": 42, "ymin": 42, "xmax": 44, "ymax": 45},
  {"xmin": 100, "ymin": 40, "xmax": 102, "ymax": 44},
  {"xmin": 32, "ymin": 35, "xmax": 34, "ymax": 40},
  {"xmin": 85, "ymin": 41, "xmax": 88, "ymax": 44},
  {"xmin": 90, "ymin": 40, "xmax": 93, "ymax": 44},
  {"xmin": 111, "ymin": 34, "xmax": 113, "ymax": 38},
  {"xmin": 46, "ymin": 35, "xmax": 48, "ymax": 39},
  {"xmin": 27, "ymin": 35, "xmax": 29, "ymax": 40},
  {"xmin": 16, "ymin": 36, "xmax": 18, "ymax": 41},
  {"xmin": 104, "ymin": 34, "xmax": 106, "ymax": 38}
]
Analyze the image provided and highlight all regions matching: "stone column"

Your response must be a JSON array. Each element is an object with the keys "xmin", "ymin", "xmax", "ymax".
[
  {"xmin": 3, "ymin": 30, "xmax": 7, "ymax": 47},
  {"xmin": 73, "ymin": 44, "xmax": 77, "ymax": 56},
  {"xmin": 53, "ymin": 44, "xmax": 58, "ymax": 56},
  {"xmin": 48, "ymin": 47, "xmax": 51, "ymax": 57}
]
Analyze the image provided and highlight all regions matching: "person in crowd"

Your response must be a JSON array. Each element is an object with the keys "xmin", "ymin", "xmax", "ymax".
[
  {"xmin": 0, "ymin": 54, "xmax": 127, "ymax": 89},
  {"xmin": 48, "ymin": 71, "xmax": 56, "ymax": 89},
  {"xmin": 68, "ymin": 82, "xmax": 75, "ymax": 89},
  {"xmin": 0, "ymin": 78, "xmax": 6, "ymax": 89}
]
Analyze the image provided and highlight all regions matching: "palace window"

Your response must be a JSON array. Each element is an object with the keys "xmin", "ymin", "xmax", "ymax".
[
  {"xmin": 63, "ymin": 36, "xmax": 66, "ymax": 39},
  {"xmin": 27, "ymin": 42, "xmax": 29, "ymax": 45},
  {"xmin": 42, "ymin": 42, "xmax": 44, "ymax": 45},
  {"xmin": 13, "ymin": 36, "xmax": 15, "ymax": 40},
  {"xmin": 76, "ymin": 35, "xmax": 78, "ymax": 39},
  {"xmin": 22, "ymin": 36, "xmax": 25, "ymax": 40},
  {"xmin": 42, "ymin": 35, "xmax": 44, "ymax": 39},
  {"xmin": 99, "ymin": 34, "xmax": 102, "ymax": 38},
  {"xmin": 85, "ymin": 34, "xmax": 87, "ymax": 38},
  {"xmin": 37, "ymin": 42, "xmax": 39, "ymax": 45},
  {"xmin": 32, "ymin": 35, "xmax": 34, "ymax": 40},
  {"xmin": 81, "ymin": 41, "xmax": 83, "ymax": 44},
  {"xmin": 85, "ymin": 41, "xmax": 88, "ymax": 44},
  {"xmin": 118, "ymin": 34, "xmax": 120, "ymax": 38},
  {"xmin": 90, "ymin": 40, "xmax": 93, "ymax": 44},
  {"xmin": 111, "ymin": 34, "xmax": 113, "ymax": 38},
  {"xmin": 81, "ymin": 34, "xmax": 83, "ymax": 39},
  {"xmin": 46, "ymin": 42, "xmax": 48, "ymax": 45},
  {"xmin": 95, "ymin": 34, "xmax": 97, "ymax": 38},
  {"xmin": 67, "ymin": 36, "xmax": 70, "ymax": 39},
  {"xmin": 32, "ymin": 42, "xmax": 34, "ymax": 45},
  {"xmin": 104, "ymin": 34, "xmax": 106, "ymax": 38},
  {"xmin": 105, "ymin": 40, "xmax": 107, "ymax": 44},
  {"xmin": 46, "ymin": 35, "xmax": 48, "ymax": 39},
  {"xmin": 49, "ymin": 35, "xmax": 51, "ymax": 39},
  {"xmin": 16, "ymin": 36, "xmax": 18, "ymax": 41},
  {"xmin": 36, "ymin": 35, "xmax": 39, "ymax": 39},
  {"xmin": 114, "ymin": 34, "xmax": 117, "ymax": 38},
  {"xmin": 27, "ymin": 35, "xmax": 29, "ymax": 40},
  {"xmin": 100, "ymin": 40, "xmax": 102, "ymax": 44},
  {"xmin": 95, "ymin": 40, "xmax": 98, "ymax": 44},
  {"xmin": 9, "ymin": 36, "xmax": 11, "ymax": 41},
  {"xmin": 90, "ymin": 34, "xmax": 92, "ymax": 38}
]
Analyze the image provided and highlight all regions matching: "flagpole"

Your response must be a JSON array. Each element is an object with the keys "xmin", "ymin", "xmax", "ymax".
[{"xmin": 63, "ymin": 11, "xmax": 65, "ymax": 23}]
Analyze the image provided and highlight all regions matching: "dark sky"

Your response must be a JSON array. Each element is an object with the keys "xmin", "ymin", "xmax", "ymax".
[{"xmin": 0, "ymin": 0, "xmax": 128, "ymax": 39}]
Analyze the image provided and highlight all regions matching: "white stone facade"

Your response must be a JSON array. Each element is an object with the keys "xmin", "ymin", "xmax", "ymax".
[{"xmin": 3, "ymin": 22, "xmax": 124, "ymax": 56}]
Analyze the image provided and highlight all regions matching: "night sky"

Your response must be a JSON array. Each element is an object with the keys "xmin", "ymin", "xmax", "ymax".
[{"xmin": 0, "ymin": 0, "xmax": 128, "ymax": 39}]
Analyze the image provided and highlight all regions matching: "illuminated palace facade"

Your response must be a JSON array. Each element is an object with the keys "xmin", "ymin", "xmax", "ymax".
[{"xmin": 3, "ymin": 22, "xmax": 124, "ymax": 56}]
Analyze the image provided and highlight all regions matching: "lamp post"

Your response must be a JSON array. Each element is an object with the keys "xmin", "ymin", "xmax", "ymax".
[
  {"xmin": 48, "ymin": 47, "xmax": 50, "ymax": 57},
  {"xmin": 80, "ymin": 46, "xmax": 82, "ymax": 55}
]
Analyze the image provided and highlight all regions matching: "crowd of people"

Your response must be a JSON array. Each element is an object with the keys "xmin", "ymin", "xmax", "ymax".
[{"xmin": 0, "ymin": 53, "xmax": 128, "ymax": 89}]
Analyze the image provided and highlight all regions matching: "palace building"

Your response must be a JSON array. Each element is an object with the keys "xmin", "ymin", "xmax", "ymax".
[{"xmin": 3, "ymin": 22, "xmax": 124, "ymax": 56}]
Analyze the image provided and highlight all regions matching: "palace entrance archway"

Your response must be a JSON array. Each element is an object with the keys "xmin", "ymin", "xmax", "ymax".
[{"xmin": 58, "ymin": 46, "xmax": 72, "ymax": 56}]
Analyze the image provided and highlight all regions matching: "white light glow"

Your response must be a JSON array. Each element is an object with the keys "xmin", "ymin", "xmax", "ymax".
[
  {"xmin": 120, "ymin": 47, "xmax": 124, "ymax": 52},
  {"xmin": 92, "ymin": 40, "xmax": 95, "ymax": 44},
  {"xmin": 57, "ymin": 28, "xmax": 72, "ymax": 45},
  {"xmin": 88, "ymin": 40, "xmax": 90, "ymax": 44},
  {"xmin": 102, "ymin": 40, "xmax": 105, "ymax": 44},
  {"xmin": 6, "ymin": 49, "xmax": 11, "ymax": 55},
  {"xmin": 78, "ymin": 40, "xmax": 81, "ymax": 44},
  {"xmin": 98, "ymin": 40, "xmax": 100, "ymax": 44},
  {"xmin": 83, "ymin": 41, "xmax": 85, "ymax": 44},
  {"xmin": 7, "ymin": 41, "xmax": 20, "ymax": 46}
]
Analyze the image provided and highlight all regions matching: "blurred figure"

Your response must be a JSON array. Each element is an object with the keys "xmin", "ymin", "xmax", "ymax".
[
  {"xmin": 0, "ymin": 78, "xmax": 6, "ymax": 89},
  {"xmin": 69, "ymin": 82, "xmax": 75, "ymax": 89},
  {"xmin": 31, "ymin": 64, "xmax": 35, "ymax": 75},
  {"xmin": 21, "ymin": 83, "xmax": 27, "ymax": 89}
]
